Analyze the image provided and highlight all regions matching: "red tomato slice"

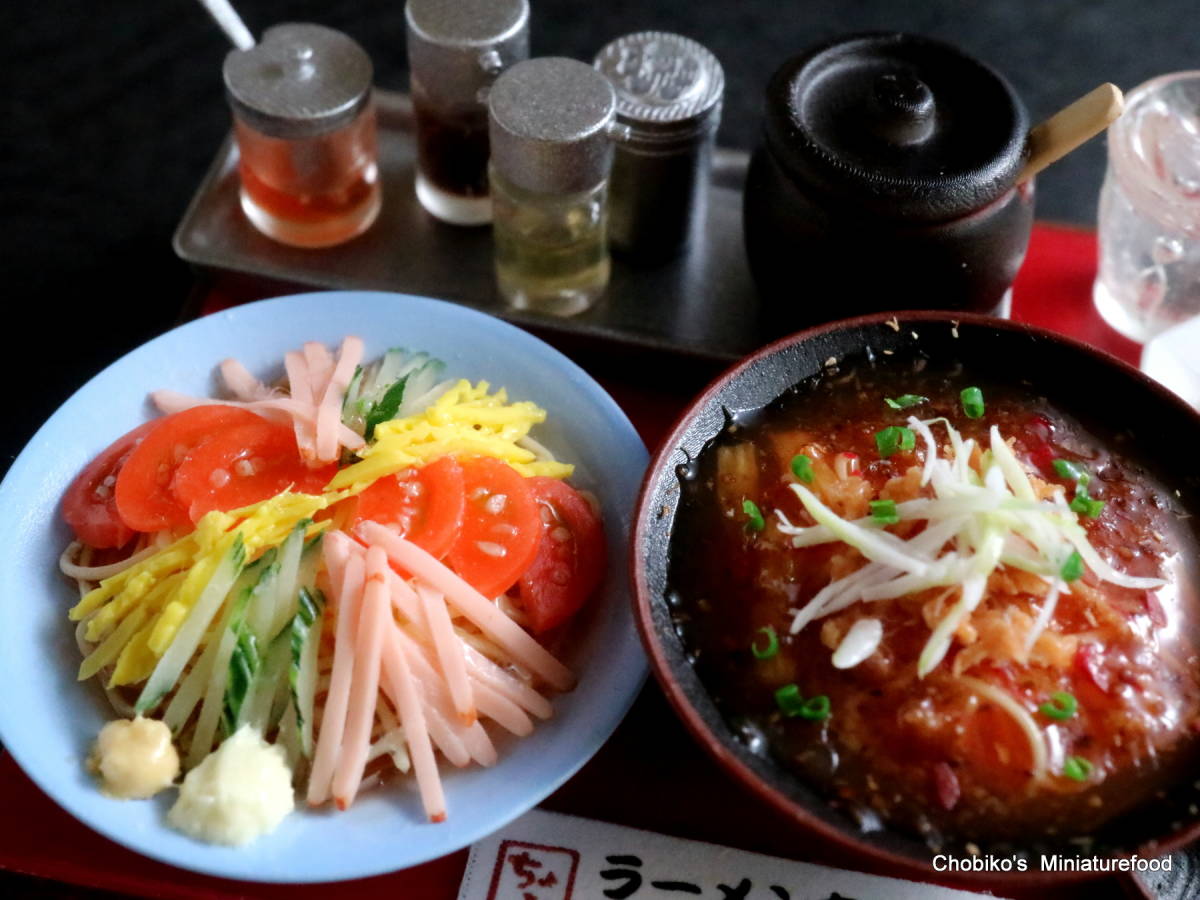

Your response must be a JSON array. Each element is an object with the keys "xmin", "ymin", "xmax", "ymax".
[
  {"xmin": 114, "ymin": 405, "xmax": 264, "ymax": 532},
  {"xmin": 445, "ymin": 457, "xmax": 541, "ymax": 599},
  {"xmin": 173, "ymin": 420, "xmax": 337, "ymax": 522},
  {"xmin": 61, "ymin": 420, "xmax": 160, "ymax": 548},
  {"xmin": 517, "ymin": 477, "xmax": 606, "ymax": 633},
  {"xmin": 350, "ymin": 457, "xmax": 465, "ymax": 559}
]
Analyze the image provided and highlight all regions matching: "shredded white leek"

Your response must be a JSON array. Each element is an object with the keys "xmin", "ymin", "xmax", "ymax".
[{"xmin": 779, "ymin": 416, "xmax": 1165, "ymax": 676}]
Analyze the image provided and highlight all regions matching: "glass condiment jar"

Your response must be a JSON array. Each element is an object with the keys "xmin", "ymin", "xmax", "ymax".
[
  {"xmin": 487, "ymin": 57, "xmax": 619, "ymax": 317},
  {"xmin": 743, "ymin": 33, "xmax": 1033, "ymax": 332},
  {"xmin": 224, "ymin": 23, "xmax": 380, "ymax": 248},
  {"xmin": 406, "ymin": 0, "xmax": 529, "ymax": 226},
  {"xmin": 594, "ymin": 31, "xmax": 724, "ymax": 261},
  {"xmin": 1094, "ymin": 72, "xmax": 1200, "ymax": 343}
]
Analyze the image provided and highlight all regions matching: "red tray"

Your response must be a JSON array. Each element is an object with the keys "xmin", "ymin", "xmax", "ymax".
[{"xmin": 0, "ymin": 223, "xmax": 1142, "ymax": 900}]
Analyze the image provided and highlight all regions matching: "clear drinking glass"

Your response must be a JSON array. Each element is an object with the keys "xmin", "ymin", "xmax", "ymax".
[{"xmin": 1094, "ymin": 72, "xmax": 1200, "ymax": 342}]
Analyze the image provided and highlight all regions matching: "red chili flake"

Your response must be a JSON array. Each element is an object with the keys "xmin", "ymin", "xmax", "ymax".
[
  {"xmin": 932, "ymin": 762, "xmax": 961, "ymax": 811},
  {"xmin": 1074, "ymin": 643, "xmax": 1111, "ymax": 694}
]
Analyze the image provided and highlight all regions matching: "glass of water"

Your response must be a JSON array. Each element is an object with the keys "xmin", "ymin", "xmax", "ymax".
[{"xmin": 1094, "ymin": 72, "xmax": 1200, "ymax": 343}]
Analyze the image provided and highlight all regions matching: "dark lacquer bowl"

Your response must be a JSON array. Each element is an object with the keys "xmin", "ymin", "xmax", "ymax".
[{"xmin": 631, "ymin": 311, "xmax": 1200, "ymax": 886}]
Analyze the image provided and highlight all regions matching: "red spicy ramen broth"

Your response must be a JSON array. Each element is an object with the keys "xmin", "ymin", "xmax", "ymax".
[{"xmin": 668, "ymin": 362, "xmax": 1200, "ymax": 844}]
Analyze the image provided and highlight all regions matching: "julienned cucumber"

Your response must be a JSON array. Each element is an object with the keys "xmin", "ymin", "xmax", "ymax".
[
  {"xmin": 290, "ymin": 586, "xmax": 325, "ymax": 757},
  {"xmin": 219, "ymin": 548, "xmax": 280, "ymax": 735},
  {"xmin": 266, "ymin": 521, "xmax": 308, "ymax": 640},
  {"xmin": 135, "ymin": 536, "xmax": 246, "ymax": 714},
  {"xmin": 342, "ymin": 349, "xmax": 446, "ymax": 439}
]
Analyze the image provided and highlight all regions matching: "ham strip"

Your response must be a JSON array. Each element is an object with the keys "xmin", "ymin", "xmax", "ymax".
[
  {"xmin": 307, "ymin": 549, "xmax": 365, "ymax": 806},
  {"xmin": 379, "ymin": 627, "xmax": 446, "ymax": 822},
  {"xmin": 416, "ymin": 583, "xmax": 475, "ymax": 725},
  {"xmin": 316, "ymin": 337, "xmax": 364, "ymax": 465},
  {"xmin": 332, "ymin": 546, "xmax": 389, "ymax": 810},
  {"xmin": 220, "ymin": 358, "xmax": 276, "ymax": 401},
  {"xmin": 359, "ymin": 523, "xmax": 575, "ymax": 691}
]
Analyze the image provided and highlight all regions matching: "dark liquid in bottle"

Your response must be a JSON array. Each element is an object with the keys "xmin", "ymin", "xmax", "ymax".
[{"xmin": 413, "ymin": 96, "xmax": 490, "ymax": 198}]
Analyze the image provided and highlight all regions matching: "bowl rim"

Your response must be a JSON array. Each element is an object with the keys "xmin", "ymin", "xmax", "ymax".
[{"xmin": 630, "ymin": 309, "xmax": 1200, "ymax": 886}]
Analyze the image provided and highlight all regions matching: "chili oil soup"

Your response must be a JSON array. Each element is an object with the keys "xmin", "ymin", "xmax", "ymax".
[{"xmin": 667, "ymin": 359, "xmax": 1200, "ymax": 847}]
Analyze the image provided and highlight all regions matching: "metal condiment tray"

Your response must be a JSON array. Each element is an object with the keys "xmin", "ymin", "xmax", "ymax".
[{"xmin": 174, "ymin": 90, "xmax": 760, "ymax": 363}]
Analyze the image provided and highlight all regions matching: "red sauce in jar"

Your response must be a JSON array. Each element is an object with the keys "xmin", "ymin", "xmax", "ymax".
[{"xmin": 669, "ymin": 362, "xmax": 1200, "ymax": 846}]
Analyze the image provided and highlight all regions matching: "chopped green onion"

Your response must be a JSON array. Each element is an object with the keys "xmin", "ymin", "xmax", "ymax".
[
  {"xmin": 960, "ymin": 386, "xmax": 985, "ymax": 419},
  {"xmin": 1052, "ymin": 458, "xmax": 1090, "ymax": 484},
  {"xmin": 1060, "ymin": 550, "xmax": 1085, "ymax": 582},
  {"xmin": 1039, "ymin": 691, "xmax": 1078, "ymax": 720},
  {"xmin": 1070, "ymin": 491, "xmax": 1106, "ymax": 519},
  {"xmin": 742, "ymin": 499, "xmax": 765, "ymax": 533},
  {"xmin": 751, "ymin": 626, "xmax": 779, "ymax": 659},
  {"xmin": 774, "ymin": 683, "xmax": 805, "ymax": 716},
  {"xmin": 1062, "ymin": 756, "xmax": 1093, "ymax": 782},
  {"xmin": 791, "ymin": 454, "xmax": 815, "ymax": 484},
  {"xmin": 798, "ymin": 695, "xmax": 831, "ymax": 720},
  {"xmin": 875, "ymin": 426, "xmax": 916, "ymax": 458},
  {"xmin": 885, "ymin": 394, "xmax": 928, "ymax": 410},
  {"xmin": 869, "ymin": 499, "xmax": 900, "ymax": 525}
]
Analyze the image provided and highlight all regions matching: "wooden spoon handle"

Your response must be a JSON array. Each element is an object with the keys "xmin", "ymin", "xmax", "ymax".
[{"xmin": 1018, "ymin": 83, "xmax": 1124, "ymax": 184}]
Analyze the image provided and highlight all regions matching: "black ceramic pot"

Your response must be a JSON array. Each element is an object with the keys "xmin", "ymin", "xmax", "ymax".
[{"xmin": 744, "ymin": 33, "xmax": 1035, "ymax": 334}]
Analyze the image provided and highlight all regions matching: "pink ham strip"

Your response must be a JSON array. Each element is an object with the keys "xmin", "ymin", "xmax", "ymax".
[
  {"xmin": 415, "ymin": 583, "xmax": 476, "ymax": 725},
  {"xmin": 219, "ymin": 358, "xmax": 276, "ymax": 401},
  {"xmin": 359, "ymin": 523, "xmax": 575, "ymax": 691},
  {"xmin": 393, "ymin": 623, "xmax": 533, "ymax": 737},
  {"xmin": 332, "ymin": 546, "xmax": 390, "ymax": 810},
  {"xmin": 378, "ymin": 626, "xmax": 446, "ymax": 822},
  {"xmin": 315, "ymin": 337, "xmax": 364, "ymax": 464},
  {"xmin": 284, "ymin": 351, "xmax": 318, "ymax": 460},
  {"xmin": 307, "ymin": 548, "xmax": 365, "ymax": 806},
  {"xmin": 462, "ymin": 646, "xmax": 554, "ymax": 720},
  {"xmin": 304, "ymin": 341, "xmax": 334, "ymax": 390},
  {"xmin": 387, "ymin": 628, "xmax": 478, "ymax": 766},
  {"xmin": 460, "ymin": 722, "xmax": 498, "ymax": 767}
]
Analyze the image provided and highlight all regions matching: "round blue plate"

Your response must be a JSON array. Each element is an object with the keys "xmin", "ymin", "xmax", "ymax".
[{"xmin": 0, "ymin": 291, "xmax": 648, "ymax": 883}]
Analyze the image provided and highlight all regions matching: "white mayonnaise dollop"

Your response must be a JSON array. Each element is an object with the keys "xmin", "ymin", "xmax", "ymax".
[
  {"xmin": 89, "ymin": 717, "xmax": 180, "ymax": 799},
  {"xmin": 168, "ymin": 725, "xmax": 294, "ymax": 846}
]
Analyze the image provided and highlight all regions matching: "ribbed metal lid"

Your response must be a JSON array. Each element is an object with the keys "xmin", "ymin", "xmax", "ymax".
[
  {"xmin": 488, "ymin": 57, "xmax": 618, "ymax": 194},
  {"xmin": 594, "ymin": 31, "xmax": 724, "ymax": 142},
  {"xmin": 406, "ymin": 0, "xmax": 529, "ymax": 108},
  {"xmin": 763, "ymin": 32, "xmax": 1029, "ymax": 222},
  {"xmin": 224, "ymin": 23, "xmax": 373, "ymax": 139}
]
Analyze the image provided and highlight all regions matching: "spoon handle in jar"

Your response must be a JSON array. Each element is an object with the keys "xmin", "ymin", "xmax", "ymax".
[{"xmin": 1018, "ymin": 83, "xmax": 1124, "ymax": 184}]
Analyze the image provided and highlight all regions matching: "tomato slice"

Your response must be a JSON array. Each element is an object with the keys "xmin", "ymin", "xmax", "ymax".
[
  {"xmin": 445, "ymin": 457, "xmax": 541, "ymax": 599},
  {"xmin": 114, "ymin": 406, "xmax": 264, "ymax": 532},
  {"xmin": 350, "ymin": 457, "xmax": 465, "ymax": 559},
  {"xmin": 61, "ymin": 420, "xmax": 161, "ymax": 548},
  {"xmin": 173, "ymin": 419, "xmax": 337, "ymax": 522},
  {"xmin": 517, "ymin": 477, "xmax": 606, "ymax": 633}
]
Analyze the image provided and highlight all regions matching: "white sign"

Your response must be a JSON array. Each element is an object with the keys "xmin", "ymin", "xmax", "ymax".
[{"xmin": 457, "ymin": 808, "xmax": 1001, "ymax": 900}]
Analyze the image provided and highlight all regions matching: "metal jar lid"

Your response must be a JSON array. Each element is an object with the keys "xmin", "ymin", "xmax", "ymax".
[
  {"xmin": 406, "ymin": 0, "xmax": 529, "ymax": 108},
  {"xmin": 488, "ymin": 57, "xmax": 618, "ymax": 194},
  {"xmin": 763, "ymin": 32, "xmax": 1029, "ymax": 222},
  {"xmin": 594, "ymin": 31, "xmax": 724, "ymax": 148},
  {"xmin": 224, "ymin": 23, "xmax": 373, "ymax": 140}
]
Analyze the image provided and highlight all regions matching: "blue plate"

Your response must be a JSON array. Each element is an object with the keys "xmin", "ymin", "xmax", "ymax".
[{"xmin": 0, "ymin": 292, "xmax": 648, "ymax": 883}]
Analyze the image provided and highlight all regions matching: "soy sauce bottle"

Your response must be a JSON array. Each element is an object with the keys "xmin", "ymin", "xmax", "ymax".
[{"xmin": 744, "ymin": 33, "xmax": 1035, "ymax": 332}]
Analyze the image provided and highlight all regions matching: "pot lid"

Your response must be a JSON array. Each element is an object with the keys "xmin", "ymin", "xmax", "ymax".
[{"xmin": 763, "ymin": 33, "xmax": 1029, "ymax": 222}]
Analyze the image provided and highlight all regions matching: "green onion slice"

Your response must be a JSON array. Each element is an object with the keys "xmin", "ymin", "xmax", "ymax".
[
  {"xmin": 1039, "ymin": 691, "xmax": 1078, "ymax": 720},
  {"xmin": 791, "ymin": 454, "xmax": 815, "ymax": 484},
  {"xmin": 1060, "ymin": 550, "xmax": 1085, "ymax": 582},
  {"xmin": 885, "ymin": 394, "xmax": 929, "ymax": 410},
  {"xmin": 751, "ymin": 626, "xmax": 779, "ymax": 659},
  {"xmin": 774, "ymin": 683, "xmax": 805, "ymax": 716},
  {"xmin": 869, "ymin": 499, "xmax": 900, "ymax": 525},
  {"xmin": 1062, "ymin": 756, "xmax": 1093, "ymax": 782},
  {"xmin": 960, "ymin": 386, "xmax": 985, "ymax": 419},
  {"xmin": 1052, "ymin": 458, "xmax": 1090, "ymax": 484},
  {"xmin": 799, "ymin": 695, "xmax": 831, "ymax": 720},
  {"xmin": 1070, "ymin": 491, "xmax": 1105, "ymax": 519},
  {"xmin": 875, "ymin": 426, "xmax": 916, "ymax": 458},
  {"xmin": 742, "ymin": 499, "xmax": 765, "ymax": 533}
]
